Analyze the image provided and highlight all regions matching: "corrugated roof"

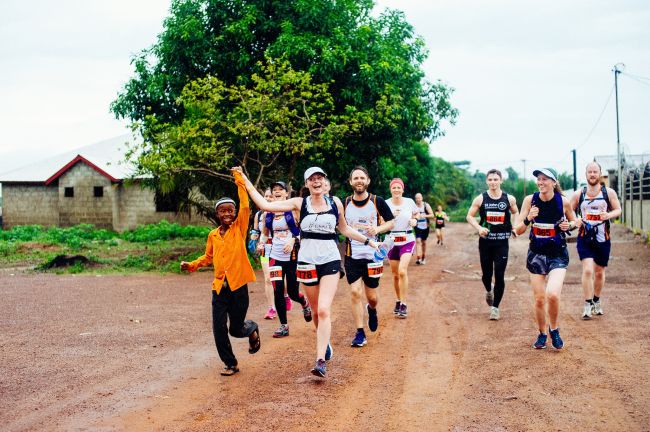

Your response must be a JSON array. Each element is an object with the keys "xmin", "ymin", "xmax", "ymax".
[{"xmin": 0, "ymin": 135, "xmax": 138, "ymax": 183}]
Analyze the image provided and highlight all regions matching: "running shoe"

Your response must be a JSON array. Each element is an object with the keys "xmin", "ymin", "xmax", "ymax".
[
  {"xmin": 302, "ymin": 301, "xmax": 313, "ymax": 323},
  {"xmin": 421, "ymin": 258, "xmax": 426, "ymax": 265},
  {"xmin": 264, "ymin": 307, "xmax": 277, "ymax": 320},
  {"xmin": 489, "ymin": 306, "xmax": 500, "ymax": 321},
  {"xmin": 272, "ymin": 324, "xmax": 289, "ymax": 338},
  {"xmin": 285, "ymin": 295, "xmax": 292, "ymax": 312},
  {"xmin": 416, "ymin": 259, "xmax": 422, "ymax": 265},
  {"xmin": 367, "ymin": 304, "xmax": 378, "ymax": 332},
  {"xmin": 325, "ymin": 343, "xmax": 333, "ymax": 361},
  {"xmin": 593, "ymin": 300, "xmax": 603, "ymax": 315},
  {"xmin": 394, "ymin": 301, "xmax": 401, "ymax": 315},
  {"xmin": 351, "ymin": 329, "xmax": 367, "ymax": 347},
  {"xmin": 397, "ymin": 303, "xmax": 408, "ymax": 319},
  {"xmin": 532, "ymin": 332, "xmax": 547, "ymax": 349},
  {"xmin": 311, "ymin": 359, "xmax": 327, "ymax": 377},
  {"xmin": 582, "ymin": 302, "xmax": 592, "ymax": 320},
  {"xmin": 549, "ymin": 327, "xmax": 564, "ymax": 350},
  {"xmin": 485, "ymin": 287, "xmax": 494, "ymax": 307}
]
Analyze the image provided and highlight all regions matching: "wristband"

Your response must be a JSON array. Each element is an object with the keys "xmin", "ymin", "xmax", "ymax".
[
  {"xmin": 524, "ymin": 218, "xmax": 531, "ymax": 226},
  {"xmin": 364, "ymin": 237, "xmax": 370, "ymax": 246}
]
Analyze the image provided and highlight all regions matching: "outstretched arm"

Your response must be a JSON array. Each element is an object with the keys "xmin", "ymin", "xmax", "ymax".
[{"xmin": 231, "ymin": 166, "xmax": 300, "ymax": 213}]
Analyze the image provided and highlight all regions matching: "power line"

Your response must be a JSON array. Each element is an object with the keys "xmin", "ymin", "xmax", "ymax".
[
  {"xmin": 575, "ymin": 83, "xmax": 615, "ymax": 151},
  {"xmin": 622, "ymin": 73, "xmax": 650, "ymax": 88},
  {"xmin": 622, "ymin": 71, "xmax": 650, "ymax": 82}
]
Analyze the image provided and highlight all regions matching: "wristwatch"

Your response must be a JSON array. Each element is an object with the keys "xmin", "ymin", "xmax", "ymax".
[{"xmin": 364, "ymin": 237, "xmax": 370, "ymax": 245}]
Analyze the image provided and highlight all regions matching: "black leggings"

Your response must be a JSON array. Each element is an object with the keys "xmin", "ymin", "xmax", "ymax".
[
  {"xmin": 270, "ymin": 258, "xmax": 306, "ymax": 324},
  {"xmin": 478, "ymin": 240, "xmax": 509, "ymax": 308}
]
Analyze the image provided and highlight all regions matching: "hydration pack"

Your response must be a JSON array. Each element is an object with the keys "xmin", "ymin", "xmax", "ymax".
[
  {"xmin": 529, "ymin": 191, "xmax": 566, "ymax": 250},
  {"xmin": 265, "ymin": 211, "xmax": 301, "ymax": 237}
]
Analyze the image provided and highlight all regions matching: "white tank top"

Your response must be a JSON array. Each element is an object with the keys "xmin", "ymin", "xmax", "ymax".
[
  {"xmin": 298, "ymin": 197, "xmax": 340, "ymax": 264},
  {"xmin": 415, "ymin": 203, "xmax": 428, "ymax": 229},
  {"xmin": 580, "ymin": 189, "xmax": 609, "ymax": 242},
  {"xmin": 345, "ymin": 196, "xmax": 379, "ymax": 260},
  {"xmin": 270, "ymin": 214, "xmax": 293, "ymax": 261},
  {"xmin": 387, "ymin": 197, "xmax": 417, "ymax": 245}
]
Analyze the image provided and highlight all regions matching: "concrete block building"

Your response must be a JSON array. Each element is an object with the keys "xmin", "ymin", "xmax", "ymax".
[{"xmin": 0, "ymin": 135, "xmax": 203, "ymax": 232}]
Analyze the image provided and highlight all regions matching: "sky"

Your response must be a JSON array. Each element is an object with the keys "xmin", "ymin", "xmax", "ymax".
[{"xmin": 1, "ymin": 0, "xmax": 649, "ymax": 181}]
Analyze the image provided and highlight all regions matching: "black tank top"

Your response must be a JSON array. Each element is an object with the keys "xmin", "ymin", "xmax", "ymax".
[
  {"xmin": 479, "ymin": 192, "xmax": 512, "ymax": 241},
  {"xmin": 529, "ymin": 192, "xmax": 566, "ymax": 255}
]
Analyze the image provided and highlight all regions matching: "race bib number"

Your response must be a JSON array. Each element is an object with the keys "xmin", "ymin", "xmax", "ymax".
[
  {"xmin": 436, "ymin": 219, "xmax": 444, "ymax": 226},
  {"xmin": 269, "ymin": 265, "xmax": 283, "ymax": 281},
  {"xmin": 296, "ymin": 264, "xmax": 318, "ymax": 283},
  {"xmin": 532, "ymin": 223, "xmax": 556, "ymax": 238},
  {"xmin": 393, "ymin": 235, "xmax": 408, "ymax": 245},
  {"xmin": 486, "ymin": 211, "xmax": 506, "ymax": 225},
  {"xmin": 367, "ymin": 262, "xmax": 384, "ymax": 278},
  {"xmin": 585, "ymin": 211, "xmax": 601, "ymax": 222}
]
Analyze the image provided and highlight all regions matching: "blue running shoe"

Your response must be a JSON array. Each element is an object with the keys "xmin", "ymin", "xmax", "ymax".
[
  {"xmin": 311, "ymin": 359, "xmax": 326, "ymax": 377},
  {"xmin": 549, "ymin": 327, "xmax": 564, "ymax": 350},
  {"xmin": 325, "ymin": 342, "xmax": 333, "ymax": 361},
  {"xmin": 351, "ymin": 329, "xmax": 367, "ymax": 347},
  {"xmin": 532, "ymin": 332, "xmax": 547, "ymax": 349},
  {"xmin": 367, "ymin": 304, "xmax": 378, "ymax": 332}
]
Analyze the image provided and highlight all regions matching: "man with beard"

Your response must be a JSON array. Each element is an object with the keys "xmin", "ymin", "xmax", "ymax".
[
  {"xmin": 344, "ymin": 166, "xmax": 395, "ymax": 347},
  {"xmin": 570, "ymin": 161, "xmax": 621, "ymax": 319}
]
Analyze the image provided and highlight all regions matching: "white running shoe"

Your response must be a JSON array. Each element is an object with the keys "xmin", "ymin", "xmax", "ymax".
[
  {"xmin": 489, "ymin": 306, "xmax": 500, "ymax": 320},
  {"xmin": 421, "ymin": 258, "xmax": 426, "ymax": 265},
  {"xmin": 582, "ymin": 302, "xmax": 592, "ymax": 320},
  {"xmin": 593, "ymin": 300, "xmax": 604, "ymax": 315}
]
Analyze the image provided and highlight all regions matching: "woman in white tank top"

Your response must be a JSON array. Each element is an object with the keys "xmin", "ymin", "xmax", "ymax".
[{"xmin": 235, "ymin": 166, "xmax": 379, "ymax": 378}]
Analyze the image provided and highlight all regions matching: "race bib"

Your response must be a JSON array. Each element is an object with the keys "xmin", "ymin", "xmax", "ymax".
[
  {"xmin": 393, "ymin": 235, "xmax": 408, "ymax": 245},
  {"xmin": 269, "ymin": 265, "xmax": 283, "ymax": 282},
  {"xmin": 367, "ymin": 262, "xmax": 384, "ymax": 278},
  {"xmin": 486, "ymin": 211, "xmax": 505, "ymax": 225},
  {"xmin": 585, "ymin": 210, "xmax": 601, "ymax": 222},
  {"xmin": 436, "ymin": 219, "xmax": 444, "ymax": 226},
  {"xmin": 532, "ymin": 223, "xmax": 556, "ymax": 238},
  {"xmin": 296, "ymin": 264, "xmax": 318, "ymax": 283}
]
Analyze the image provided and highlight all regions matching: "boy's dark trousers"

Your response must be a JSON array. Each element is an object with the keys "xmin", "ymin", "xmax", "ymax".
[{"xmin": 211, "ymin": 280, "xmax": 258, "ymax": 367}]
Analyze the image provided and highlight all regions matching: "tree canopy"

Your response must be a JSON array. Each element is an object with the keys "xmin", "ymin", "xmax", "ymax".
[{"xmin": 112, "ymin": 0, "xmax": 459, "ymax": 213}]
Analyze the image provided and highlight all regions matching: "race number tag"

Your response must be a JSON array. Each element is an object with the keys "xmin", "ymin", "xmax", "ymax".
[
  {"xmin": 585, "ymin": 210, "xmax": 601, "ymax": 222},
  {"xmin": 296, "ymin": 264, "xmax": 318, "ymax": 283},
  {"xmin": 436, "ymin": 219, "xmax": 444, "ymax": 226},
  {"xmin": 269, "ymin": 265, "xmax": 283, "ymax": 282},
  {"xmin": 532, "ymin": 223, "xmax": 556, "ymax": 238},
  {"xmin": 367, "ymin": 262, "xmax": 384, "ymax": 278},
  {"xmin": 393, "ymin": 235, "xmax": 408, "ymax": 245},
  {"xmin": 486, "ymin": 211, "xmax": 505, "ymax": 225}
]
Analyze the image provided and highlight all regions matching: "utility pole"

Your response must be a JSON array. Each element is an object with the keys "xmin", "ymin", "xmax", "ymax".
[
  {"xmin": 521, "ymin": 159, "xmax": 527, "ymax": 196},
  {"xmin": 572, "ymin": 149, "xmax": 577, "ymax": 190},
  {"xmin": 613, "ymin": 63, "xmax": 625, "ymax": 221}
]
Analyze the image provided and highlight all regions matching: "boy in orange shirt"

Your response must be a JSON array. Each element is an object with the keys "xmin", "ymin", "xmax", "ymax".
[{"xmin": 181, "ymin": 169, "xmax": 260, "ymax": 376}]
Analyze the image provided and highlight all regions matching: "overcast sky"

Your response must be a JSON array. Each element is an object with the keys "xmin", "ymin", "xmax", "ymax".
[{"xmin": 1, "ymin": 0, "xmax": 649, "ymax": 180}]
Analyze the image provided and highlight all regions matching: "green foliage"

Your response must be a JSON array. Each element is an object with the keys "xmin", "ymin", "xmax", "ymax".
[
  {"xmin": 112, "ymin": 0, "xmax": 458, "ymax": 205},
  {"xmin": 121, "ymin": 220, "xmax": 211, "ymax": 243},
  {"xmin": 0, "ymin": 241, "xmax": 17, "ymax": 256}
]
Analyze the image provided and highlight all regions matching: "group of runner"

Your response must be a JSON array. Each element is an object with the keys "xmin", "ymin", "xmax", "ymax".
[
  {"xmin": 179, "ymin": 160, "xmax": 619, "ymax": 378},
  {"xmin": 466, "ymin": 162, "xmax": 620, "ymax": 349}
]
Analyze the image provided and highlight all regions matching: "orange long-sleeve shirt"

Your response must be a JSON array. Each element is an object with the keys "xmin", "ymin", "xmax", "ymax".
[{"xmin": 186, "ymin": 172, "xmax": 256, "ymax": 293}]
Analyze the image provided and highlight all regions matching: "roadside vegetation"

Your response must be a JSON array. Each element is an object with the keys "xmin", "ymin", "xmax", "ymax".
[{"xmin": 0, "ymin": 221, "xmax": 217, "ymax": 274}]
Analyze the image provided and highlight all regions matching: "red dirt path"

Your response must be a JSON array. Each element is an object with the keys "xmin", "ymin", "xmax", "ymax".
[{"xmin": 1, "ymin": 223, "xmax": 649, "ymax": 431}]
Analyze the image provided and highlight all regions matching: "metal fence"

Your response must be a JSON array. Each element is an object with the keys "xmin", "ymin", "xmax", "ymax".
[{"xmin": 621, "ymin": 165, "xmax": 650, "ymax": 232}]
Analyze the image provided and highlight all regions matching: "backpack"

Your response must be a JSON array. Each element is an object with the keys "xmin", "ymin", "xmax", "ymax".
[
  {"xmin": 265, "ymin": 211, "xmax": 301, "ymax": 237},
  {"xmin": 577, "ymin": 185, "xmax": 611, "ymax": 239}
]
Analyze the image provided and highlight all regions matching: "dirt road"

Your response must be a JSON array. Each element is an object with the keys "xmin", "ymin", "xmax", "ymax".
[{"xmin": 1, "ymin": 223, "xmax": 649, "ymax": 431}]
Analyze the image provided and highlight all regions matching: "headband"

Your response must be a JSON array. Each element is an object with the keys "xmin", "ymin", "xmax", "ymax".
[
  {"xmin": 215, "ymin": 197, "xmax": 236, "ymax": 210},
  {"xmin": 390, "ymin": 178, "xmax": 405, "ymax": 190}
]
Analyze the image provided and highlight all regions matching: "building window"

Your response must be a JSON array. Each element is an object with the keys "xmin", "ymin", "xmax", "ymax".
[
  {"xmin": 64, "ymin": 187, "xmax": 74, "ymax": 198},
  {"xmin": 94, "ymin": 186, "xmax": 104, "ymax": 197}
]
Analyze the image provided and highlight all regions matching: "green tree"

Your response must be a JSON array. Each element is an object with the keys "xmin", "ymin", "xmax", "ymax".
[{"xmin": 112, "ymin": 0, "xmax": 458, "ymax": 203}]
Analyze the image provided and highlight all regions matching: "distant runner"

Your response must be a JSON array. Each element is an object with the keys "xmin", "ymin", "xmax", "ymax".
[
  {"xmin": 434, "ymin": 205, "xmax": 450, "ymax": 246},
  {"xmin": 413, "ymin": 193, "xmax": 435, "ymax": 265}
]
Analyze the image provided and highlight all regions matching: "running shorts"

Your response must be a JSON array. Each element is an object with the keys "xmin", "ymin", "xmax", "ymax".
[
  {"xmin": 577, "ymin": 237, "xmax": 611, "ymax": 267},
  {"xmin": 344, "ymin": 256, "xmax": 381, "ymax": 288},
  {"xmin": 526, "ymin": 247, "xmax": 569, "ymax": 275}
]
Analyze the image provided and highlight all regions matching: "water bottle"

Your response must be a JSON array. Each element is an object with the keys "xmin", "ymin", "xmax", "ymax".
[
  {"xmin": 373, "ymin": 236, "xmax": 394, "ymax": 262},
  {"xmin": 247, "ymin": 229, "xmax": 260, "ymax": 254}
]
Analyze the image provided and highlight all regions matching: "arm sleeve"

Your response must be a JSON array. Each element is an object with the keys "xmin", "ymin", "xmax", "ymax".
[
  {"xmin": 234, "ymin": 171, "xmax": 250, "ymax": 237},
  {"xmin": 187, "ymin": 234, "xmax": 214, "ymax": 272},
  {"xmin": 376, "ymin": 197, "xmax": 395, "ymax": 221}
]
